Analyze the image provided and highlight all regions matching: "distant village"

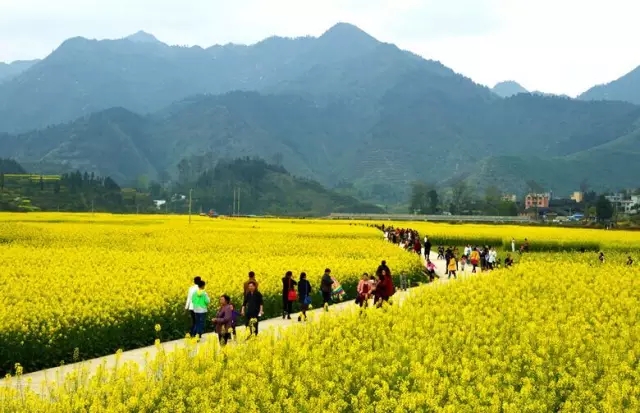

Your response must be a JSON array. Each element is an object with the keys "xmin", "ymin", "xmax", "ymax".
[{"xmin": 503, "ymin": 191, "xmax": 640, "ymax": 222}]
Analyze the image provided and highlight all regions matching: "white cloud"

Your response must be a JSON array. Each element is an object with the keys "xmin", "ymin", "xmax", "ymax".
[{"xmin": 0, "ymin": 0, "xmax": 638, "ymax": 96}]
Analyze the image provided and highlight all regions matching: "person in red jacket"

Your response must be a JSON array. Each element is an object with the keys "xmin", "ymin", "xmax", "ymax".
[
  {"xmin": 413, "ymin": 238, "xmax": 421, "ymax": 255},
  {"xmin": 374, "ymin": 269, "xmax": 394, "ymax": 307}
]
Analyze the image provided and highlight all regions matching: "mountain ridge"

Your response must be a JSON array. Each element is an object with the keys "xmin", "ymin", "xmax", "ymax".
[
  {"xmin": 2, "ymin": 23, "xmax": 640, "ymax": 202},
  {"xmin": 579, "ymin": 65, "xmax": 640, "ymax": 105}
]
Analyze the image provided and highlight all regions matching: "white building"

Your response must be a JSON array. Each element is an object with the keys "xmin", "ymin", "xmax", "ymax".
[
  {"xmin": 606, "ymin": 194, "xmax": 640, "ymax": 214},
  {"xmin": 605, "ymin": 193, "xmax": 624, "ymax": 203}
]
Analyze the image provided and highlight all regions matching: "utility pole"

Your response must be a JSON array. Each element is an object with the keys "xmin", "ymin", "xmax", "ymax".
[
  {"xmin": 91, "ymin": 199, "xmax": 94, "ymax": 215},
  {"xmin": 232, "ymin": 188, "xmax": 236, "ymax": 216},
  {"xmin": 237, "ymin": 187, "xmax": 240, "ymax": 216},
  {"xmin": 189, "ymin": 189, "xmax": 193, "ymax": 224}
]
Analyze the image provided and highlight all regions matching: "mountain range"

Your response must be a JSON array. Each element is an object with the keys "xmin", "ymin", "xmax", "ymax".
[
  {"xmin": 0, "ymin": 60, "xmax": 40, "ymax": 83},
  {"xmin": 1, "ymin": 23, "xmax": 640, "ymax": 203},
  {"xmin": 579, "ymin": 66, "xmax": 640, "ymax": 105}
]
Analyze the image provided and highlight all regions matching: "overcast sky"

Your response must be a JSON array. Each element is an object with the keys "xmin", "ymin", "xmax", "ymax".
[{"xmin": 0, "ymin": 0, "xmax": 638, "ymax": 96}]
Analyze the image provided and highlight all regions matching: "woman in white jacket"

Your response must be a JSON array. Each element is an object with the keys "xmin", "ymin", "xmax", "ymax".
[
  {"xmin": 185, "ymin": 276, "xmax": 202, "ymax": 337},
  {"xmin": 488, "ymin": 248, "xmax": 498, "ymax": 270}
]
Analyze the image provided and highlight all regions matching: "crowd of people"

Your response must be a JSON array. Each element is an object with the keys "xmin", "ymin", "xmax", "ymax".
[
  {"xmin": 183, "ymin": 261, "xmax": 398, "ymax": 344},
  {"xmin": 379, "ymin": 225, "xmax": 517, "ymax": 280},
  {"xmin": 186, "ymin": 224, "xmax": 637, "ymax": 346}
]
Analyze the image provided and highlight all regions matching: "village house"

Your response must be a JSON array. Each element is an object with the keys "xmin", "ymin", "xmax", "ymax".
[{"xmin": 525, "ymin": 192, "xmax": 550, "ymax": 209}]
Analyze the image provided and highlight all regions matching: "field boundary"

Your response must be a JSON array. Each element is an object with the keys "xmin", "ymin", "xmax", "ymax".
[{"xmin": 328, "ymin": 213, "xmax": 533, "ymax": 223}]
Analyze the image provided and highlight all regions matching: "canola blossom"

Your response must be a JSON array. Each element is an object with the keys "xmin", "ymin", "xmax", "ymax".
[
  {"xmin": 0, "ymin": 214, "xmax": 420, "ymax": 374},
  {"xmin": 1, "ymin": 259, "xmax": 639, "ymax": 412}
]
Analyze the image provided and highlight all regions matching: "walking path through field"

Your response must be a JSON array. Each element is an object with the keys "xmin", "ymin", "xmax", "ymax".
[{"xmin": 1, "ymin": 249, "xmax": 474, "ymax": 394}]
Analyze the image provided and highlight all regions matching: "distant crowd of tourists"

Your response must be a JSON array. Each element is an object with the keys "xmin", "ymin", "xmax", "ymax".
[
  {"xmin": 379, "ymin": 225, "xmax": 517, "ymax": 280},
  {"xmin": 183, "ymin": 261, "xmax": 397, "ymax": 344}
]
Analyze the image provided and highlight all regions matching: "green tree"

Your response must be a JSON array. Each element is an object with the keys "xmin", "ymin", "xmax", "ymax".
[
  {"xmin": 409, "ymin": 182, "xmax": 439, "ymax": 214},
  {"xmin": 595, "ymin": 195, "xmax": 614, "ymax": 221},
  {"xmin": 483, "ymin": 185, "xmax": 502, "ymax": 214},
  {"xmin": 0, "ymin": 172, "xmax": 4, "ymax": 192},
  {"xmin": 450, "ymin": 180, "xmax": 473, "ymax": 215},
  {"xmin": 497, "ymin": 201, "xmax": 518, "ymax": 216},
  {"xmin": 409, "ymin": 181, "xmax": 429, "ymax": 214},
  {"xmin": 427, "ymin": 189, "xmax": 439, "ymax": 214},
  {"xmin": 136, "ymin": 175, "xmax": 149, "ymax": 190}
]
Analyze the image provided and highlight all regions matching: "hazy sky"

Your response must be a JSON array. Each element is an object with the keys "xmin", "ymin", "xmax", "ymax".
[{"xmin": 0, "ymin": 0, "xmax": 638, "ymax": 96}]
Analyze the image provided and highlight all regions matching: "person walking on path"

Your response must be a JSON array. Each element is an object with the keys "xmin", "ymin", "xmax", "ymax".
[
  {"xmin": 425, "ymin": 259, "xmax": 438, "ymax": 282},
  {"xmin": 444, "ymin": 247, "xmax": 453, "ymax": 277},
  {"xmin": 447, "ymin": 254, "xmax": 458, "ymax": 279},
  {"xmin": 243, "ymin": 271, "xmax": 259, "ymax": 295},
  {"xmin": 424, "ymin": 236, "xmax": 432, "ymax": 259},
  {"xmin": 191, "ymin": 280, "xmax": 210, "ymax": 338},
  {"xmin": 374, "ymin": 269, "xmax": 394, "ymax": 307},
  {"xmin": 241, "ymin": 281, "xmax": 263, "ymax": 336},
  {"xmin": 356, "ymin": 273, "xmax": 371, "ymax": 308},
  {"xmin": 212, "ymin": 294, "xmax": 233, "ymax": 345},
  {"xmin": 282, "ymin": 271, "xmax": 298, "ymax": 320},
  {"xmin": 331, "ymin": 275, "xmax": 346, "ymax": 302},
  {"xmin": 470, "ymin": 248, "xmax": 480, "ymax": 273},
  {"xmin": 376, "ymin": 260, "xmax": 391, "ymax": 278},
  {"xmin": 321, "ymin": 268, "xmax": 333, "ymax": 310},
  {"xmin": 488, "ymin": 247, "xmax": 497, "ymax": 270},
  {"xmin": 413, "ymin": 238, "xmax": 422, "ymax": 256},
  {"xmin": 185, "ymin": 276, "xmax": 202, "ymax": 337},
  {"xmin": 297, "ymin": 272, "xmax": 312, "ymax": 321},
  {"xmin": 464, "ymin": 244, "xmax": 471, "ymax": 259}
]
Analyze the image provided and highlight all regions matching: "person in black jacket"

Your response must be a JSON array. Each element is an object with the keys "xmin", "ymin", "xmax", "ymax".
[
  {"xmin": 376, "ymin": 260, "xmax": 391, "ymax": 277},
  {"xmin": 423, "ymin": 237, "xmax": 432, "ymax": 259},
  {"xmin": 241, "ymin": 281, "xmax": 263, "ymax": 336},
  {"xmin": 297, "ymin": 272, "xmax": 312, "ymax": 321},
  {"xmin": 282, "ymin": 271, "xmax": 297, "ymax": 320},
  {"xmin": 444, "ymin": 248, "xmax": 453, "ymax": 276},
  {"xmin": 320, "ymin": 268, "xmax": 333, "ymax": 310}
]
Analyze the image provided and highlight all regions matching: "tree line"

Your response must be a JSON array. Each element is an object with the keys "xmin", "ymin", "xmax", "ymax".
[{"xmin": 409, "ymin": 179, "xmax": 622, "ymax": 222}]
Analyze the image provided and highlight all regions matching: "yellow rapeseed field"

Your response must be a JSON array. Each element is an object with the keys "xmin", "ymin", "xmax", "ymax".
[
  {"xmin": 2, "ymin": 213, "xmax": 640, "ymax": 412},
  {"xmin": 0, "ymin": 213, "xmax": 420, "ymax": 373},
  {"xmin": 2, "ymin": 259, "xmax": 639, "ymax": 412}
]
